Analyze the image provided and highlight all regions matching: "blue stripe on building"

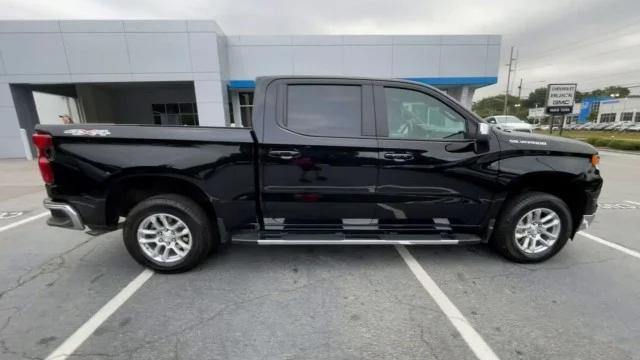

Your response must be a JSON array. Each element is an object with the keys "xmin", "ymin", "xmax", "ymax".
[{"xmin": 228, "ymin": 77, "xmax": 498, "ymax": 90}]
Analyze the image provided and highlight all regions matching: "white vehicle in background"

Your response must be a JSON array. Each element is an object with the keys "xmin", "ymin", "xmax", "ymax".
[{"xmin": 484, "ymin": 115, "xmax": 533, "ymax": 133}]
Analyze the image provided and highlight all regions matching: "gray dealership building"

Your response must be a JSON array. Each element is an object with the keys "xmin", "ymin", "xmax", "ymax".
[{"xmin": 0, "ymin": 20, "xmax": 501, "ymax": 158}]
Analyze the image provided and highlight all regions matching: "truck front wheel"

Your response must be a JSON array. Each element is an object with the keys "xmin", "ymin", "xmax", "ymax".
[
  {"xmin": 492, "ymin": 192, "xmax": 573, "ymax": 263},
  {"xmin": 123, "ymin": 194, "xmax": 213, "ymax": 273}
]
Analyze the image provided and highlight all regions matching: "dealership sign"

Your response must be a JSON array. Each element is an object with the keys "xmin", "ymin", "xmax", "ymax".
[{"xmin": 546, "ymin": 83, "xmax": 577, "ymax": 115}]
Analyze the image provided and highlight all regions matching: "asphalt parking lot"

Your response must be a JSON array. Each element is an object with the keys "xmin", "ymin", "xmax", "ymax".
[{"xmin": 1, "ymin": 151, "xmax": 639, "ymax": 360}]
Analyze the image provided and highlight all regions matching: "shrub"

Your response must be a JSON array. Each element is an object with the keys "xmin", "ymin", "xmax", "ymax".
[
  {"xmin": 579, "ymin": 137, "xmax": 640, "ymax": 151},
  {"xmin": 608, "ymin": 139, "xmax": 640, "ymax": 151},
  {"xmin": 584, "ymin": 138, "xmax": 599, "ymax": 146}
]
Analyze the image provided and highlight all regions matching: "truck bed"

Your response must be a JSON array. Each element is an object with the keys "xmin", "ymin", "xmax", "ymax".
[{"xmin": 34, "ymin": 124, "xmax": 258, "ymax": 233}]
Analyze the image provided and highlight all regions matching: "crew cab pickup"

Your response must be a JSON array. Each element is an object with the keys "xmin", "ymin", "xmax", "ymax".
[{"xmin": 33, "ymin": 76, "xmax": 602, "ymax": 272}]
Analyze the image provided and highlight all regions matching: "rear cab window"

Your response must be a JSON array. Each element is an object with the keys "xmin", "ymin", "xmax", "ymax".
[{"xmin": 285, "ymin": 84, "xmax": 363, "ymax": 137}]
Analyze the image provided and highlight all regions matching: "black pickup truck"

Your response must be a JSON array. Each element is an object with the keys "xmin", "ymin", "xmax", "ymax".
[{"xmin": 33, "ymin": 76, "xmax": 602, "ymax": 272}]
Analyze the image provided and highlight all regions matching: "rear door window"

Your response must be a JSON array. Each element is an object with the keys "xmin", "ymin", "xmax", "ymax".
[{"xmin": 286, "ymin": 85, "xmax": 362, "ymax": 137}]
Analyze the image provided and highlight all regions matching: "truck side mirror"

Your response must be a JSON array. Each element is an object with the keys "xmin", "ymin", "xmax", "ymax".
[{"xmin": 476, "ymin": 123, "xmax": 490, "ymax": 143}]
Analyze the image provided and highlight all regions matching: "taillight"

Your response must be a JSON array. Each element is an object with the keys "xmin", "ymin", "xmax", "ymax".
[{"xmin": 32, "ymin": 133, "xmax": 54, "ymax": 184}]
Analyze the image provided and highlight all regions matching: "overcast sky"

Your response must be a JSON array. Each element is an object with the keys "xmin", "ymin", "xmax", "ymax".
[{"xmin": 2, "ymin": 0, "xmax": 640, "ymax": 100}]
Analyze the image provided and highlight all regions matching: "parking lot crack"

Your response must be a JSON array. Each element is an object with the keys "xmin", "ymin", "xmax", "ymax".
[
  {"xmin": 77, "ymin": 275, "xmax": 345, "ymax": 359},
  {"xmin": 0, "ymin": 339, "xmax": 42, "ymax": 360},
  {"xmin": 0, "ymin": 306, "xmax": 21, "ymax": 335},
  {"xmin": 420, "ymin": 327, "xmax": 442, "ymax": 360},
  {"xmin": 0, "ymin": 235, "xmax": 97, "ymax": 301}
]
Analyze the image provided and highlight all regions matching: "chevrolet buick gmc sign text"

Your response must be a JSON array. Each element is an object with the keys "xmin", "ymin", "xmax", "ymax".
[{"xmin": 546, "ymin": 83, "xmax": 577, "ymax": 115}]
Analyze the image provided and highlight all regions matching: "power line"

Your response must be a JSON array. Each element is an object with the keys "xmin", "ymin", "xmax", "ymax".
[
  {"xmin": 518, "ymin": 42, "xmax": 640, "ymax": 71},
  {"xmin": 518, "ymin": 16, "xmax": 640, "ymax": 64}
]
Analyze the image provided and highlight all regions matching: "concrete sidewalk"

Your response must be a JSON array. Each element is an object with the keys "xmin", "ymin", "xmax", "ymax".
[{"xmin": 0, "ymin": 159, "xmax": 43, "ymax": 202}]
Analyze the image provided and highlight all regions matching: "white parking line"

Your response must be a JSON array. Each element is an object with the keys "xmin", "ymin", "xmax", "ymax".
[
  {"xmin": 395, "ymin": 245, "xmax": 500, "ymax": 360},
  {"xmin": 45, "ymin": 269, "xmax": 154, "ymax": 360},
  {"xmin": 577, "ymin": 231, "xmax": 640, "ymax": 260},
  {"xmin": 624, "ymin": 200, "xmax": 640, "ymax": 206},
  {"xmin": 0, "ymin": 211, "xmax": 48, "ymax": 233}
]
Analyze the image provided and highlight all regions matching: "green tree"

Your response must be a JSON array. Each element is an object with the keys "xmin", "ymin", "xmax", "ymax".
[
  {"xmin": 586, "ymin": 86, "xmax": 630, "ymax": 98},
  {"xmin": 472, "ymin": 95, "xmax": 528, "ymax": 120},
  {"xmin": 521, "ymin": 88, "xmax": 547, "ymax": 109}
]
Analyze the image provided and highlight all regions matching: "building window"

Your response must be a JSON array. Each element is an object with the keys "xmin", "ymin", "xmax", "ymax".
[
  {"xmin": 152, "ymin": 103, "xmax": 198, "ymax": 126},
  {"xmin": 635, "ymin": 112, "xmax": 640, "ymax": 123},
  {"xmin": 591, "ymin": 101, "xmax": 600, "ymax": 114},
  {"xmin": 599, "ymin": 113, "xmax": 616, "ymax": 123},
  {"xmin": 565, "ymin": 115, "xmax": 578, "ymax": 124},
  {"xmin": 239, "ymin": 92, "xmax": 253, "ymax": 127},
  {"xmin": 621, "ymin": 112, "xmax": 634, "ymax": 122}
]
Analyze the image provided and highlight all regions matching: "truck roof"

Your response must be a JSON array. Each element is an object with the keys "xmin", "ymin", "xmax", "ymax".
[{"xmin": 255, "ymin": 75, "xmax": 440, "ymax": 90}]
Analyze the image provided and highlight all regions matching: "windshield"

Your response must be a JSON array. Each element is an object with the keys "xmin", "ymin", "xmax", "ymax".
[{"xmin": 495, "ymin": 116, "xmax": 525, "ymax": 124}]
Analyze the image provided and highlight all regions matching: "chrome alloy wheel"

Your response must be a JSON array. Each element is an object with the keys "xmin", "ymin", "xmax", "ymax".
[
  {"xmin": 514, "ymin": 208, "xmax": 561, "ymax": 254},
  {"xmin": 137, "ymin": 213, "xmax": 192, "ymax": 264}
]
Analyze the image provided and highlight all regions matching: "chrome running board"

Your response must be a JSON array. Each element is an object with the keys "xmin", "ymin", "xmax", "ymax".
[{"xmin": 231, "ymin": 232, "xmax": 481, "ymax": 245}]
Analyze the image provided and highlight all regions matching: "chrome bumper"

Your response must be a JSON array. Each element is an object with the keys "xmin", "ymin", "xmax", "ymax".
[
  {"xmin": 43, "ymin": 199, "xmax": 85, "ymax": 230},
  {"xmin": 578, "ymin": 214, "xmax": 596, "ymax": 231}
]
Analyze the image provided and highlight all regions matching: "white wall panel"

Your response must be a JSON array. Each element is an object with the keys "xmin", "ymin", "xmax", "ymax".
[
  {"xmin": 0, "ymin": 106, "xmax": 21, "ymax": 137},
  {"xmin": 227, "ymin": 46, "xmax": 246, "ymax": 79},
  {"xmin": 126, "ymin": 33, "xmax": 192, "ymax": 73},
  {"xmin": 439, "ymin": 45, "xmax": 487, "ymax": 77},
  {"xmin": 392, "ymin": 45, "xmax": 440, "ymax": 77},
  {"xmin": 292, "ymin": 36, "xmax": 342, "ymax": 46},
  {"xmin": 70, "ymin": 73, "xmax": 133, "ymax": 83},
  {"xmin": 343, "ymin": 46, "xmax": 392, "ymax": 77},
  {"xmin": 64, "ymin": 33, "xmax": 130, "ymax": 74},
  {"xmin": 1, "ymin": 74, "xmax": 72, "ymax": 83},
  {"xmin": 293, "ymin": 46, "xmax": 342, "ymax": 75},
  {"xmin": 0, "ymin": 83, "xmax": 12, "ymax": 107},
  {"xmin": 187, "ymin": 20, "xmax": 224, "ymax": 34},
  {"xmin": 196, "ymin": 101, "xmax": 226, "ymax": 127},
  {"xmin": 60, "ymin": 21, "xmax": 124, "ymax": 33},
  {"xmin": 123, "ymin": 20, "xmax": 187, "ymax": 33},
  {"xmin": 0, "ymin": 21, "xmax": 59, "ymax": 33},
  {"xmin": 0, "ymin": 135, "xmax": 25, "ymax": 158},
  {"xmin": 392, "ymin": 35, "xmax": 441, "ymax": 45},
  {"xmin": 236, "ymin": 36, "xmax": 292, "ymax": 46},
  {"xmin": 485, "ymin": 45, "xmax": 501, "ymax": 76},
  {"xmin": 0, "ymin": 34, "xmax": 68, "ymax": 74},
  {"xmin": 234, "ymin": 46, "xmax": 294, "ymax": 78},
  {"xmin": 194, "ymin": 80, "xmax": 223, "ymax": 102},
  {"xmin": 343, "ymin": 35, "xmax": 393, "ymax": 45},
  {"xmin": 189, "ymin": 33, "xmax": 220, "ymax": 73},
  {"xmin": 442, "ymin": 35, "xmax": 488, "ymax": 45}
]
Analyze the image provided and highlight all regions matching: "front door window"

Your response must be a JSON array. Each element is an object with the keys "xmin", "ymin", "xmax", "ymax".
[{"xmin": 384, "ymin": 87, "xmax": 466, "ymax": 140}]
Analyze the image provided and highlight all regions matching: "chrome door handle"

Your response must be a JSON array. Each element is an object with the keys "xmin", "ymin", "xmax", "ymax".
[
  {"xmin": 268, "ymin": 150, "xmax": 300, "ymax": 160},
  {"xmin": 384, "ymin": 152, "xmax": 414, "ymax": 161}
]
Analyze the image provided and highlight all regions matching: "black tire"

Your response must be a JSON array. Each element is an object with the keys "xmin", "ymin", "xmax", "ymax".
[
  {"xmin": 123, "ymin": 194, "xmax": 215, "ymax": 273},
  {"xmin": 492, "ymin": 192, "xmax": 572, "ymax": 263}
]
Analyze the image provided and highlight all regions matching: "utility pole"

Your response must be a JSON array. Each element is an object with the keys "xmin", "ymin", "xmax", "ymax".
[{"xmin": 503, "ymin": 46, "xmax": 516, "ymax": 116}]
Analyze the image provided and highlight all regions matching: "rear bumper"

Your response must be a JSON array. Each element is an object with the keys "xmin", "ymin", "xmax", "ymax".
[{"xmin": 43, "ymin": 199, "xmax": 85, "ymax": 230}]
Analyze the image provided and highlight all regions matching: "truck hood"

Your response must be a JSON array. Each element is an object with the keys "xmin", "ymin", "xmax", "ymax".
[
  {"xmin": 493, "ymin": 128, "xmax": 597, "ymax": 155},
  {"xmin": 495, "ymin": 122, "xmax": 532, "ymax": 131}
]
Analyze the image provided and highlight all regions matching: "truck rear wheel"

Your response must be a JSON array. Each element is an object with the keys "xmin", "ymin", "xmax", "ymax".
[
  {"xmin": 492, "ymin": 192, "xmax": 572, "ymax": 263},
  {"xmin": 123, "ymin": 194, "xmax": 213, "ymax": 273}
]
